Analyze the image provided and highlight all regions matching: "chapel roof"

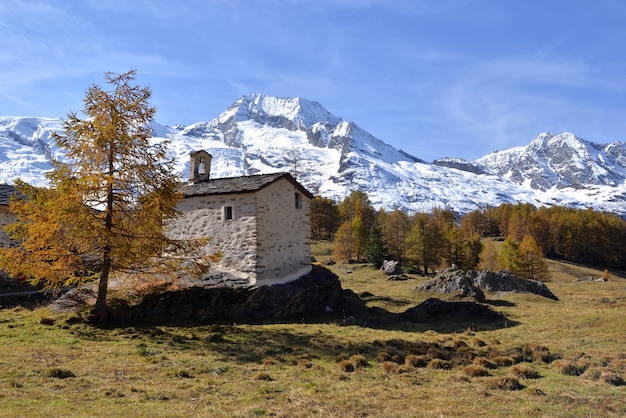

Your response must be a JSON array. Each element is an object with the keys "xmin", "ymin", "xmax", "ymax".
[{"xmin": 180, "ymin": 172, "xmax": 315, "ymax": 199}]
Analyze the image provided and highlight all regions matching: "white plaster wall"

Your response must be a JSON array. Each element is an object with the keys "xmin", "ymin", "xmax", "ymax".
[
  {"xmin": 255, "ymin": 179, "xmax": 312, "ymax": 286},
  {"xmin": 170, "ymin": 194, "xmax": 259, "ymax": 282}
]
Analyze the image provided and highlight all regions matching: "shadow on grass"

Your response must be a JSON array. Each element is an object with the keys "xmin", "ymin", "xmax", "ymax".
[
  {"xmin": 102, "ymin": 287, "xmax": 519, "ymax": 335},
  {"xmin": 325, "ymin": 289, "xmax": 520, "ymax": 334}
]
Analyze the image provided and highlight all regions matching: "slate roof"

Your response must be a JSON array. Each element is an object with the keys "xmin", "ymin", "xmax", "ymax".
[
  {"xmin": 180, "ymin": 172, "xmax": 315, "ymax": 199},
  {"xmin": 0, "ymin": 184, "xmax": 17, "ymax": 206}
]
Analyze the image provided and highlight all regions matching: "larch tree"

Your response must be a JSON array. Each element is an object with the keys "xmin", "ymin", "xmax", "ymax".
[
  {"xmin": 497, "ymin": 237, "xmax": 522, "ymax": 275},
  {"xmin": 478, "ymin": 239, "xmax": 499, "ymax": 271},
  {"xmin": 517, "ymin": 234, "xmax": 551, "ymax": 281},
  {"xmin": 0, "ymin": 70, "xmax": 210, "ymax": 321}
]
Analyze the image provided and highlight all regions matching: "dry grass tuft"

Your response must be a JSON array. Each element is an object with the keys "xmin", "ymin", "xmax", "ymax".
[
  {"xmin": 470, "ymin": 337, "xmax": 487, "ymax": 347},
  {"xmin": 490, "ymin": 355, "xmax": 515, "ymax": 367},
  {"xmin": 350, "ymin": 354, "xmax": 370, "ymax": 369},
  {"xmin": 405, "ymin": 354, "xmax": 429, "ymax": 368},
  {"xmin": 523, "ymin": 343, "xmax": 553, "ymax": 363},
  {"xmin": 611, "ymin": 358, "xmax": 626, "ymax": 371},
  {"xmin": 462, "ymin": 364, "xmax": 491, "ymax": 377},
  {"xmin": 453, "ymin": 339, "xmax": 468, "ymax": 349},
  {"xmin": 262, "ymin": 357, "xmax": 277, "ymax": 366},
  {"xmin": 39, "ymin": 317, "xmax": 55, "ymax": 326},
  {"xmin": 46, "ymin": 368, "xmax": 75, "ymax": 379},
  {"xmin": 338, "ymin": 360, "xmax": 355, "ymax": 373},
  {"xmin": 426, "ymin": 348, "xmax": 447, "ymax": 360},
  {"xmin": 427, "ymin": 359, "xmax": 452, "ymax": 370},
  {"xmin": 377, "ymin": 350, "xmax": 392, "ymax": 363},
  {"xmin": 335, "ymin": 353, "xmax": 349, "ymax": 363},
  {"xmin": 509, "ymin": 364, "xmax": 541, "ymax": 379},
  {"xmin": 552, "ymin": 360, "xmax": 586, "ymax": 376},
  {"xmin": 484, "ymin": 376, "xmax": 525, "ymax": 391},
  {"xmin": 473, "ymin": 356, "xmax": 497, "ymax": 369},
  {"xmin": 252, "ymin": 372, "xmax": 274, "ymax": 381},
  {"xmin": 581, "ymin": 367, "xmax": 602, "ymax": 381},
  {"xmin": 297, "ymin": 358, "xmax": 314, "ymax": 369},
  {"xmin": 381, "ymin": 361, "xmax": 408, "ymax": 374},
  {"xmin": 600, "ymin": 371, "xmax": 625, "ymax": 386}
]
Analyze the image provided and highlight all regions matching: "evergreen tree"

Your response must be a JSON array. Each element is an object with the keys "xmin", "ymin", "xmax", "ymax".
[
  {"xmin": 0, "ymin": 70, "xmax": 210, "ymax": 321},
  {"xmin": 365, "ymin": 218, "xmax": 387, "ymax": 268}
]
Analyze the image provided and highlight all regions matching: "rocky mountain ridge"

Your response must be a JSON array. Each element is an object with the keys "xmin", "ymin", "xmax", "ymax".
[{"xmin": 1, "ymin": 94, "xmax": 625, "ymax": 216}]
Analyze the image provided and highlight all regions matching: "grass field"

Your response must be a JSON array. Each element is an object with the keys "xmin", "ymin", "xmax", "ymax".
[{"xmin": 0, "ymin": 240, "xmax": 624, "ymax": 417}]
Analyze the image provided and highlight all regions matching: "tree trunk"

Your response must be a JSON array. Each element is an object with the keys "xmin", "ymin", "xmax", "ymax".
[
  {"xmin": 94, "ymin": 248, "xmax": 111, "ymax": 322},
  {"xmin": 95, "ymin": 172, "xmax": 115, "ymax": 322}
]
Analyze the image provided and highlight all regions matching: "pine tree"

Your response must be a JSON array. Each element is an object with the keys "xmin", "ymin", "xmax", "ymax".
[
  {"xmin": 0, "ymin": 70, "xmax": 210, "ymax": 321},
  {"xmin": 365, "ymin": 218, "xmax": 387, "ymax": 268}
]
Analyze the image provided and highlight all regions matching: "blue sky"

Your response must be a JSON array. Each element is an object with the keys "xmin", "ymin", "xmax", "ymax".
[{"xmin": 1, "ymin": 0, "xmax": 625, "ymax": 161}]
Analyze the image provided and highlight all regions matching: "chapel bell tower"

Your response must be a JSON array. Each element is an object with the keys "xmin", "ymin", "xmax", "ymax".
[{"xmin": 189, "ymin": 150, "xmax": 212, "ymax": 184}]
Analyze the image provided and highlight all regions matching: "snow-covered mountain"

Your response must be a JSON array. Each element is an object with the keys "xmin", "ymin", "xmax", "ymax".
[
  {"xmin": 475, "ymin": 132, "xmax": 626, "ymax": 190},
  {"xmin": 1, "ymin": 94, "xmax": 625, "ymax": 216}
]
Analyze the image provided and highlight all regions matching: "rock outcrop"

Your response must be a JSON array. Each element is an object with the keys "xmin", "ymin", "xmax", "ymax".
[
  {"xmin": 49, "ymin": 265, "xmax": 343, "ymax": 324},
  {"xmin": 470, "ymin": 270, "xmax": 558, "ymax": 301},
  {"xmin": 417, "ymin": 268, "xmax": 485, "ymax": 301},
  {"xmin": 417, "ymin": 268, "xmax": 558, "ymax": 301},
  {"xmin": 380, "ymin": 260, "xmax": 402, "ymax": 276}
]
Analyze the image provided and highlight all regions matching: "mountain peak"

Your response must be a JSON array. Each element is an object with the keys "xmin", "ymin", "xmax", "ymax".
[
  {"xmin": 219, "ymin": 94, "xmax": 342, "ymax": 130},
  {"xmin": 476, "ymin": 131, "xmax": 626, "ymax": 190}
]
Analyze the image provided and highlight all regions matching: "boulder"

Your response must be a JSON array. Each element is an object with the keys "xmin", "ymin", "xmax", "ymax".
[
  {"xmin": 417, "ymin": 268, "xmax": 485, "ymax": 302},
  {"xmin": 469, "ymin": 270, "xmax": 558, "ymax": 301},
  {"xmin": 50, "ymin": 265, "xmax": 344, "ymax": 323},
  {"xmin": 380, "ymin": 260, "xmax": 402, "ymax": 276}
]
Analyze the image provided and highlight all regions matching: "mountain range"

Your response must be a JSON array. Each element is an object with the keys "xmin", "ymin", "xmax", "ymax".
[{"xmin": 1, "ymin": 94, "xmax": 625, "ymax": 216}]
